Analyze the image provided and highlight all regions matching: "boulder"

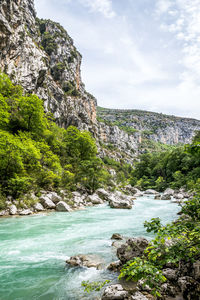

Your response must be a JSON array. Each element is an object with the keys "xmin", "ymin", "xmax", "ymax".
[
  {"xmin": 87, "ymin": 193, "xmax": 104, "ymax": 205},
  {"xmin": 111, "ymin": 233, "xmax": 124, "ymax": 240},
  {"xmin": 66, "ymin": 254, "xmax": 103, "ymax": 269},
  {"xmin": 161, "ymin": 194, "xmax": 171, "ymax": 200},
  {"xmin": 40, "ymin": 196, "xmax": 56, "ymax": 209},
  {"xmin": 154, "ymin": 195, "xmax": 161, "ymax": 200},
  {"xmin": 108, "ymin": 192, "xmax": 133, "ymax": 209},
  {"xmin": 162, "ymin": 268, "xmax": 177, "ymax": 281},
  {"xmin": 163, "ymin": 188, "xmax": 174, "ymax": 196},
  {"xmin": 129, "ymin": 292, "xmax": 148, "ymax": 300},
  {"xmin": 117, "ymin": 237, "xmax": 149, "ymax": 264},
  {"xmin": 0, "ymin": 210, "xmax": 9, "ymax": 216},
  {"xmin": 144, "ymin": 189, "xmax": 159, "ymax": 195},
  {"xmin": 101, "ymin": 284, "xmax": 129, "ymax": 300},
  {"xmin": 56, "ymin": 201, "xmax": 72, "ymax": 212},
  {"xmin": 109, "ymin": 199, "xmax": 132, "ymax": 209},
  {"xmin": 33, "ymin": 203, "xmax": 45, "ymax": 212},
  {"xmin": 123, "ymin": 185, "xmax": 138, "ymax": 195},
  {"xmin": 19, "ymin": 209, "xmax": 32, "ymax": 215},
  {"xmin": 174, "ymin": 193, "xmax": 184, "ymax": 200},
  {"xmin": 107, "ymin": 260, "xmax": 121, "ymax": 272},
  {"xmin": 9, "ymin": 204, "xmax": 17, "ymax": 215},
  {"xmin": 160, "ymin": 283, "xmax": 177, "ymax": 297},
  {"xmin": 46, "ymin": 192, "xmax": 62, "ymax": 203},
  {"xmin": 96, "ymin": 188, "xmax": 110, "ymax": 200},
  {"xmin": 134, "ymin": 190, "xmax": 144, "ymax": 197}
]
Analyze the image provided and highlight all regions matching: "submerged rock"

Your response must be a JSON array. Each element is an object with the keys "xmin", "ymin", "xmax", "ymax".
[{"xmin": 66, "ymin": 254, "xmax": 104, "ymax": 269}]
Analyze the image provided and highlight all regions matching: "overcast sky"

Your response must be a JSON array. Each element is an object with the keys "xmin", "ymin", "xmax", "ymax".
[{"xmin": 35, "ymin": 0, "xmax": 200, "ymax": 119}]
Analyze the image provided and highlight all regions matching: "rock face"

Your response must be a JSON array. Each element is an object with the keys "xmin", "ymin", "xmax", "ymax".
[
  {"xmin": 117, "ymin": 237, "xmax": 149, "ymax": 264},
  {"xmin": 0, "ymin": 0, "xmax": 96, "ymax": 131},
  {"xmin": 97, "ymin": 107, "xmax": 200, "ymax": 151},
  {"xmin": 0, "ymin": 0, "xmax": 199, "ymax": 165}
]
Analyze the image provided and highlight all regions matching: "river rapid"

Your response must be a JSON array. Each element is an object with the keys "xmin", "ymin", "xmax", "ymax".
[{"xmin": 0, "ymin": 196, "xmax": 180, "ymax": 300}]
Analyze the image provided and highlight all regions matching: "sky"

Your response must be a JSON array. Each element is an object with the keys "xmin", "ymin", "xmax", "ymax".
[{"xmin": 34, "ymin": 0, "xmax": 200, "ymax": 119}]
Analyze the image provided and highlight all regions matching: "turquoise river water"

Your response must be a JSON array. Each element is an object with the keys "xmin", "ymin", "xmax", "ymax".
[{"xmin": 0, "ymin": 196, "xmax": 180, "ymax": 300}]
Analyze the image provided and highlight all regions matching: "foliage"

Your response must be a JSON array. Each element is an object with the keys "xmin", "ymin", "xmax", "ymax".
[
  {"xmin": 0, "ymin": 73, "xmax": 110, "ymax": 198},
  {"xmin": 119, "ymin": 192, "xmax": 200, "ymax": 296},
  {"xmin": 81, "ymin": 280, "xmax": 110, "ymax": 293},
  {"xmin": 130, "ymin": 134, "xmax": 200, "ymax": 191}
]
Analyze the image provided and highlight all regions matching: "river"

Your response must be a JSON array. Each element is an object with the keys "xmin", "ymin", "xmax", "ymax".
[{"xmin": 0, "ymin": 196, "xmax": 180, "ymax": 300}]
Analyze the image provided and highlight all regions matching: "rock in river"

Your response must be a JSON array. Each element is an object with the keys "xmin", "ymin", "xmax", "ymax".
[
  {"xmin": 66, "ymin": 254, "xmax": 104, "ymax": 270},
  {"xmin": 117, "ymin": 237, "xmax": 149, "ymax": 264}
]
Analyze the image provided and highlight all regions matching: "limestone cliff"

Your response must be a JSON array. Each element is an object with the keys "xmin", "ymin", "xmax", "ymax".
[
  {"xmin": 0, "ymin": 0, "xmax": 199, "ymax": 162},
  {"xmin": 0, "ymin": 0, "xmax": 96, "ymax": 130},
  {"xmin": 97, "ymin": 107, "xmax": 200, "ymax": 159}
]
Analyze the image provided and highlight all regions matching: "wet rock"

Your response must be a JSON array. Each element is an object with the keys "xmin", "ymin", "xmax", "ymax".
[
  {"xmin": 66, "ymin": 254, "xmax": 103, "ymax": 269},
  {"xmin": 111, "ymin": 233, "xmax": 124, "ymax": 240},
  {"xmin": 33, "ymin": 203, "xmax": 45, "ymax": 212},
  {"xmin": 9, "ymin": 204, "xmax": 17, "ymax": 215},
  {"xmin": 101, "ymin": 284, "xmax": 129, "ymax": 300},
  {"xmin": 40, "ymin": 196, "xmax": 56, "ymax": 209},
  {"xmin": 56, "ymin": 201, "xmax": 72, "ymax": 212},
  {"xmin": 117, "ymin": 237, "xmax": 149, "ymax": 264},
  {"xmin": 87, "ymin": 194, "xmax": 104, "ymax": 205}
]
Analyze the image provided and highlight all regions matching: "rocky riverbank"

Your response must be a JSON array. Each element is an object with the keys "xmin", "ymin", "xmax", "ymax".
[
  {"xmin": 0, "ymin": 186, "xmax": 191, "ymax": 218},
  {"xmin": 100, "ymin": 233, "xmax": 200, "ymax": 300}
]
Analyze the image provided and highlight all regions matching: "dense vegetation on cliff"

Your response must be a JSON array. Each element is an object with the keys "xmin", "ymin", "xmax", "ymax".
[
  {"xmin": 130, "ymin": 135, "xmax": 200, "ymax": 191},
  {"xmin": 0, "ymin": 73, "xmax": 111, "ymax": 208}
]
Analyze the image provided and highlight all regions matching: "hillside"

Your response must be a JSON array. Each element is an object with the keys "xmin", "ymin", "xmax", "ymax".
[{"xmin": 96, "ymin": 106, "xmax": 200, "ymax": 158}]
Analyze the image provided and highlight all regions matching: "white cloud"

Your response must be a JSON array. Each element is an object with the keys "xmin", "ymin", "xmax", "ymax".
[
  {"xmin": 155, "ymin": 0, "xmax": 172, "ymax": 15},
  {"xmin": 79, "ymin": 0, "xmax": 116, "ymax": 18}
]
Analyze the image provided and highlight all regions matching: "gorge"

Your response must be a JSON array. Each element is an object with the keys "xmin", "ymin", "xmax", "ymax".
[{"xmin": 0, "ymin": 0, "xmax": 200, "ymax": 300}]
